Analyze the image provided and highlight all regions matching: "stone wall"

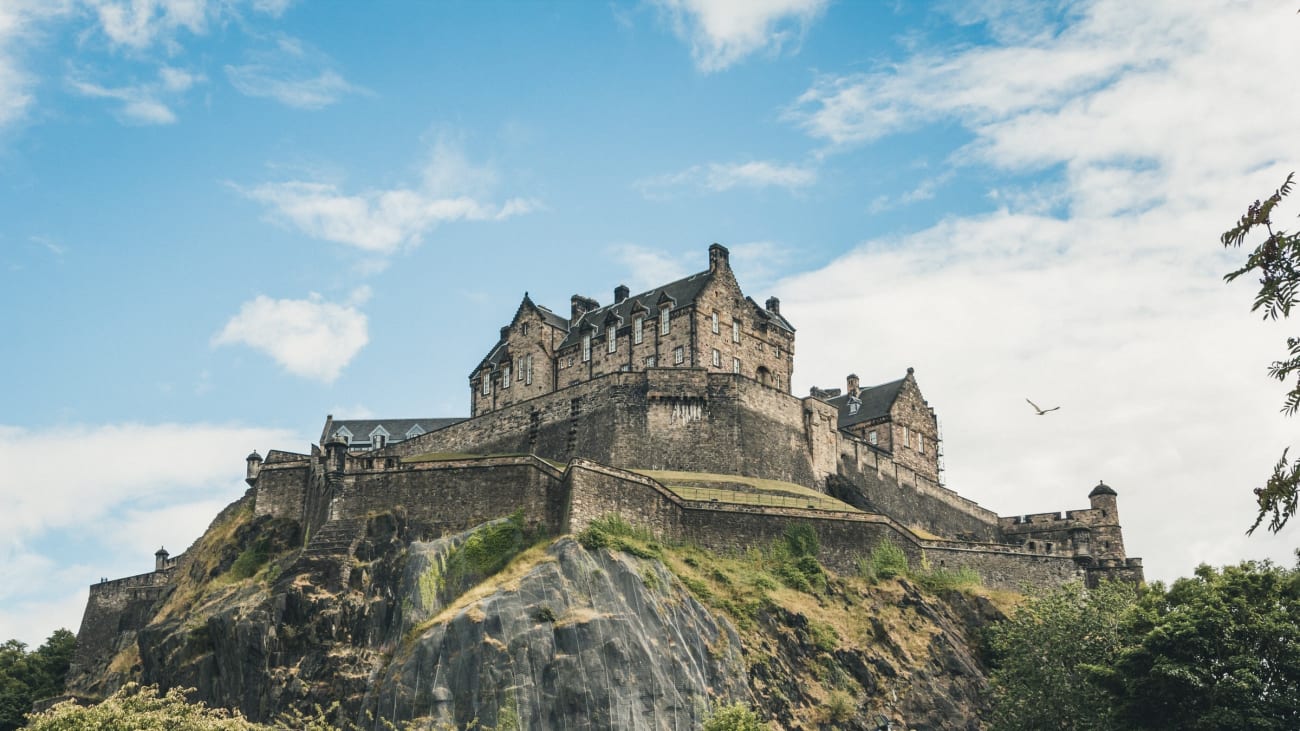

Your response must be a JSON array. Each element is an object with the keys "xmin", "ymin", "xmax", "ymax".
[
  {"xmin": 67, "ymin": 569, "xmax": 172, "ymax": 693},
  {"xmin": 253, "ymin": 461, "xmax": 311, "ymax": 521},
  {"xmin": 330, "ymin": 456, "xmax": 566, "ymax": 537}
]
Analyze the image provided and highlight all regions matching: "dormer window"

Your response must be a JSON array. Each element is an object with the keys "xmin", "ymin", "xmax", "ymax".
[
  {"xmin": 607, "ymin": 325, "xmax": 617, "ymax": 353},
  {"xmin": 406, "ymin": 426, "xmax": 425, "ymax": 439},
  {"xmin": 848, "ymin": 396, "xmax": 861, "ymax": 416},
  {"xmin": 660, "ymin": 304, "xmax": 671, "ymax": 335},
  {"xmin": 369, "ymin": 426, "xmax": 390, "ymax": 450},
  {"xmin": 334, "ymin": 427, "xmax": 352, "ymax": 445}
]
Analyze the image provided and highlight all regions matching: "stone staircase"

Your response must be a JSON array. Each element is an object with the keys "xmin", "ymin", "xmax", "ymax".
[{"xmin": 292, "ymin": 518, "xmax": 366, "ymax": 588}]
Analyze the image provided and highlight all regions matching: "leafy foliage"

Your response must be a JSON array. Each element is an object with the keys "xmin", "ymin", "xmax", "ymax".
[
  {"xmin": 0, "ymin": 629, "xmax": 75, "ymax": 731},
  {"xmin": 700, "ymin": 701, "xmax": 768, "ymax": 731},
  {"xmin": 856, "ymin": 537, "xmax": 909, "ymax": 582},
  {"xmin": 24, "ymin": 683, "xmax": 262, "ymax": 730},
  {"xmin": 989, "ymin": 559, "xmax": 1300, "ymax": 731},
  {"xmin": 986, "ymin": 580, "xmax": 1136, "ymax": 731},
  {"xmin": 1221, "ymin": 173, "xmax": 1300, "ymax": 533}
]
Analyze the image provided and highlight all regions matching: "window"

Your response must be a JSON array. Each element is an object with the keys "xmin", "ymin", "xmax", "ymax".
[
  {"xmin": 481, "ymin": 373, "xmax": 490, "ymax": 395},
  {"xmin": 521, "ymin": 323, "xmax": 529, "ymax": 335},
  {"xmin": 918, "ymin": 434, "xmax": 924, "ymax": 454},
  {"xmin": 732, "ymin": 320, "xmax": 740, "ymax": 343},
  {"xmin": 674, "ymin": 346, "xmax": 684, "ymax": 365},
  {"xmin": 902, "ymin": 426, "xmax": 910, "ymax": 448},
  {"xmin": 607, "ymin": 325, "xmax": 617, "ymax": 353},
  {"xmin": 502, "ymin": 364, "xmax": 511, "ymax": 388},
  {"xmin": 868, "ymin": 430, "xmax": 877, "ymax": 446},
  {"xmin": 711, "ymin": 312, "xmax": 719, "ymax": 334},
  {"xmin": 582, "ymin": 334, "xmax": 591, "ymax": 362},
  {"xmin": 660, "ymin": 304, "xmax": 671, "ymax": 335},
  {"xmin": 525, "ymin": 354, "xmax": 533, "ymax": 385},
  {"xmin": 373, "ymin": 435, "xmax": 386, "ymax": 449},
  {"xmin": 633, "ymin": 316, "xmax": 643, "ymax": 344},
  {"xmin": 711, "ymin": 349, "xmax": 721, "ymax": 367},
  {"xmin": 517, "ymin": 357, "xmax": 524, "ymax": 380},
  {"xmin": 775, "ymin": 374, "xmax": 781, "ymax": 389},
  {"xmin": 732, "ymin": 357, "xmax": 741, "ymax": 374},
  {"xmin": 645, "ymin": 356, "xmax": 656, "ymax": 367}
]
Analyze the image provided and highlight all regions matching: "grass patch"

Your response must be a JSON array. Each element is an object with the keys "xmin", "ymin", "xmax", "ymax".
[
  {"xmin": 632, "ymin": 469, "xmax": 860, "ymax": 512},
  {"xmin": 228, "ymin": 538, "xmax": 271, "ymax": 580},
  {"xmin": 576, "ymin": 515, "xmax": 663, "ymax": 559},
  {"xmin": 857, "ymin": 537, "xmax": 909, "ymax": 582}
]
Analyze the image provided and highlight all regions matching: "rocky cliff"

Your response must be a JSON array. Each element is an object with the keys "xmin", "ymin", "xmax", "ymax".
[{"xmin": 66, "ymin": 494, "xmax": 1007, "ymax": 730}]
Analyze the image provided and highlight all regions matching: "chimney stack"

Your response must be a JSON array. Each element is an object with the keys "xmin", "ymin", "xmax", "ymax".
[
  {"xmin": 847, "ymin": 374, "xmax": 859, "ymax": 396},
  {"xmin": 570, "ymin": 295, "xmax": 599, "ymax": 323},
  {"xmin": 614, "ymin": 284, "xmax": 629, "ymax": 304},
  {"xmin": 500, "ymin": 326, "xmax": 511, "ymax": 341},
  {"xmin": 766, "ymin": 296, "xmax": 780, "ymax": 315},
  {"xmin": 708, "ymin": 243, "xmax": 730, "ymax": 272}
]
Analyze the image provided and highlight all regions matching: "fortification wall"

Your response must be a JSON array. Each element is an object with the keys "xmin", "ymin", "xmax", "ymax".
[
  {"xmin": 68, "ymin": 570, "xmax": 171, "ymax": 694},
  {"xmin": 253, "ymin": 462, "xmax": 311, "ymax": 521},
  {"xmin": 385, "ymin": 370, "xmax": 830, "ymax": 487},
  {"xmin": 331, "ymin": 456, "xmax": 566, "ymax": 536},
  {"xmin": 832, "ymin": 439, "xmax": 1001, "ymax": 542}
]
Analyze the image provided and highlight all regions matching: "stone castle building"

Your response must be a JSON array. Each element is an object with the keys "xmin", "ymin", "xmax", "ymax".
[{"xmin": 72, "ymin": 244, "xmax": 1143, "ymax": 687}]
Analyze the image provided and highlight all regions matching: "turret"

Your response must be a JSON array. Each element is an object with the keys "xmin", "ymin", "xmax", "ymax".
[
  {"xmin": 1087, "ymin": 480, "xmax": 1126, "ymax": 561},
  {"xmin": 846, "ymin": 373, "xmax": 860, "ymax": 397},
  {"xmin": 154, "ymin": 546, "xmax": 169, "ymax": 571},
  {"xmin": 245, "ymin": 450, "xmax": 262, "ymax": 486},
  {"xmin": 324, "ymin": 437, "xmax": 349, "ymax": 475}
]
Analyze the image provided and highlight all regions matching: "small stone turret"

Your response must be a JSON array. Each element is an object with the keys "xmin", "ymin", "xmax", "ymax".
[
  {"xmin": 1087, "ymin": 480, "xmax": 1126, "ymax": 562},
  {"xmin": 154, "ymin": 546, "xmax": 169, "ymax": 571},
  {"xmin": 846, "ymin": 374, "xmax": 860, "ymax": 397},
  {"xmin": 324, "ymin": 437, "xmax": 349, "ymax": 475},
  {"xmin": 246, "ymin": 450, "xmax": 262, "ymax": 485}
]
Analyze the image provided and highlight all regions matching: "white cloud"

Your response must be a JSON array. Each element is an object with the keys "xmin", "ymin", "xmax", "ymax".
[
  {"xmin": 610, "ymin": 244, "xmax": 691, "ymax": 291},
  {"xmin": 775, "ymin": 0, "xmax": 1300, "ymax": 583},
  {"xmin": 67, "ymin": 65, "xmax": 204, "ymax": 125},
  {"xmin": 212, "ymin": 288, "xmax": 371, "ymax": 382},
  {"xmin": 637, "ymin": 160, "xmax": 816, "ymax": 197},
  {"xmin": 0, "ymin": 421, "xmax": 301, "ymax": 644},
  {"xmin": 88, "ymin": 0, "xmax": 209, "ymax": 50},
  {"xmin": 225, "ymin": 36, "xmax": 366, "ymax": 109},
  {"xmin": 0, "ymin": 1, "xmax": 74, "ymax": 131},
  {"xmin": 236, "ymin": 140, "xmax": 540, "ymax": 253},
  {"xmin": 653, "ymin": 0, "xmax": 828, "ymax": 72}
]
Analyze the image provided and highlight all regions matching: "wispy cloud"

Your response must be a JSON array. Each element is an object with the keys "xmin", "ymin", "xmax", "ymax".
[
  {"xmin": 652, "ymin": 0, "xmax": 827, "ymax": 72},
  {"xmin": 235, "ymin": 138, "xmax": 540, "ymax": 253},
  {"xmin": 637, "ymin": 159, "xmax": 816, "ymax": 198},
  {"xmin": 212, "ymin": 287, "xmax": 371, "ymax": 383},
  {"xmin": 86, "ymin": 0, "xmax": 289, "ymax": 51},
  {"xmin": 225, "ymin": 36, "xmax": 366, "ymax": 109},
  {"xmin": 777, "ymin": 0, "xmax": 1300, "ymax": 583},
  {"xmin": 868, "ymin": 171, "xmax": 954, "ymax": 214},
  {"xmin": 67, "ymin": 65, "xmax": 203, "ymax": 125},
  {"xmin": 609, "ymin": 244, "xmax": 691, "ymax": 291}
]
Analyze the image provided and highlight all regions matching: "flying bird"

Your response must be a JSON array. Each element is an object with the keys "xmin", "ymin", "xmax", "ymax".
[{"xmin": 1026, "ymin": 398, "xmax": 1060, "ymax": 415}]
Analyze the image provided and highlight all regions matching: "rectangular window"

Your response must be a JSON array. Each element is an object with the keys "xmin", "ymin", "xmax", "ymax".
[
  {"xmin": 645, "ymin": 356, "xmax": 656, "ymax": 367},
  {"xmin": 868, "ymin": 430, "xmax": 878, "ymax": 446},
  {"xmin": 711, "ymin": 349, "xmax": 721, "ymax": 367},
  {"xmin": 918, "ymin": 434, "xmax": 924, "ymax": 454},
  {"xmin": 732, "ymin": 320, "xmax": 740, "ymax": 343},
  {"xmin": 660, "ymin": 305, "xmax": 671, "ymax": 335},
  {"xmin": 607, "ymin": 325, "xmax": 617, "ymax": 353},
  {"xmin": 674, "ymin": 346, "xmax": 684, "ymax": 365},
  {"xmin": 481, "ymin": 374, "xmax": 490, "ymax": 395},
  {"xmin": 633, "ymin": 316, "xmax": 643, "ymax": 344},
  {"xmin": 525, "ymin": 354, "xmax": 533, "ymax": 385},
  {"xmin": 502, "ymin": 364, "xmax": 511, "ymax": 388},
  {"xmin": 516, "ymin": 357, "xmax": 524, "ymax": 380},
  {"xmin": 711, "ymin": 311, "xmax": 719, "ymax": 334},
  {"xmin": 582, "ymin": 334, "xmax": 591, "ymax": 362},
  {"xmin": 732, "ymin": 357, "xmax": 741, "ymax": 374},
  {"xmin": 903, "ymin": 426, "xmax": 910, "ymax": 448},
  {"xmin": 521, "ymin": 323, "xmax": 529, "ymax": 336}
]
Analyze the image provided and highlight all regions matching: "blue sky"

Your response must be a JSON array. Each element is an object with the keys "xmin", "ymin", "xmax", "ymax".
[{"xmin": 2, "ymin": 0, "xmax": 1298, "ymax": 645}]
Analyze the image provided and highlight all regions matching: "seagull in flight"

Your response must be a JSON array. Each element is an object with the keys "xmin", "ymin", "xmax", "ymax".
[{"xmin": 1026, "ymin": 398, "xmax": 1060, "ymax": 415}]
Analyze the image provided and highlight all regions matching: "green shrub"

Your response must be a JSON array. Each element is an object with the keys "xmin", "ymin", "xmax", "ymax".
[
  {"xmin": 782, "ymin": 523, "xmax": 819, "ymax": 558},
  {"xmin": 701, "ymin": 701, "xmax": 767, "ymax": 731},
  {"xmin": 824, "ymin": 690, "xmax": 855, "ymax": 724},
  {"xmin": 867, "ymin": 538, "xmax": 909, "ymax": 580},
  {"xmin": 228, "ymin": 539, "xmax": 270, "ymax": 580}
]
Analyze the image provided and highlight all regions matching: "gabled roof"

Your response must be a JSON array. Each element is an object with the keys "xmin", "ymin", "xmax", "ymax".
[
  {"xmin": 557, "ymin": 269, "xmax": 716, "ymax": 349},
  {"xmin": 327, "ymin": 418, "xmax": 464, "ymax": 444},
  {"xmin": 746, "ymin": 296, "xmax": 795, "ymax": 334},
  {"xmin": 516, "ymin": 292, "xmax": 568, "ymax": 331},
  {"xmin": 824, "ymin": 377, "xmax": 907, "ymax": 429}
]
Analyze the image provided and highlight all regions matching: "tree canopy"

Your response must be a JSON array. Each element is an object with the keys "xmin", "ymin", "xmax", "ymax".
[{"xmin": 0, "ymin": 630, "xmax": 75, "ymax": 731}]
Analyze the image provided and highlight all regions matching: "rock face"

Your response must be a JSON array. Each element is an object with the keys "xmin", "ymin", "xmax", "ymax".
[{"xmin": 71, "ymin": 503, "xmax": 1005, "ymax": 730}]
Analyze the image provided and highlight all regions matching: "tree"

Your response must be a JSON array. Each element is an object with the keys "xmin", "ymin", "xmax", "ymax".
[
  {"xmin": 1221, "ymin": 173, "xmax": 1300, "ymax": 533},
  {"xmin": 0, "ymin": 630, "xmax": 77, "ymax": 731},
  {"xmin": 1102, "ymin": 560, "xmax": 1300, "ymax": 730},
  {"xmin": 985, "ymin": 580, "xmax": 1137, "ymax": 731}
]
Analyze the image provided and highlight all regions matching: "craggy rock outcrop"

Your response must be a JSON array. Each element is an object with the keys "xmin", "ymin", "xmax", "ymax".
[{"xmin": 74, "ymin": 506, "xmax": 1005, "ymax": 730}]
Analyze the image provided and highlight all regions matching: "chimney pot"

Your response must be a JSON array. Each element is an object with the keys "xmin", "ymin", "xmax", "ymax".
[{"xmin": 708, "ymin": 243, "xmax": 730, "ymax": 272}]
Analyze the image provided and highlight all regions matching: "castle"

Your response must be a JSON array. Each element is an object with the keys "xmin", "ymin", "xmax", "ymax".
[{"xmin": 71, "ymin": 244, "xmax": 1142, "ymax": 686}]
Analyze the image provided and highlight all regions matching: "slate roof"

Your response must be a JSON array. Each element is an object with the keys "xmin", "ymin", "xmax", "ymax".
[
  {"xmin": 327, "ymin": 418, "xmax": 465, "ymax": 444},
  {"xmin": 556, "ymin": 269, "xmax": 716, "ymax": 350},
  {"xmin": 518, "ymin": 293, "xmax": 569, "ymax": 331},
  {"xmin": 824, "ymin": 377, "xmax": 907, "ymax": 429}
]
